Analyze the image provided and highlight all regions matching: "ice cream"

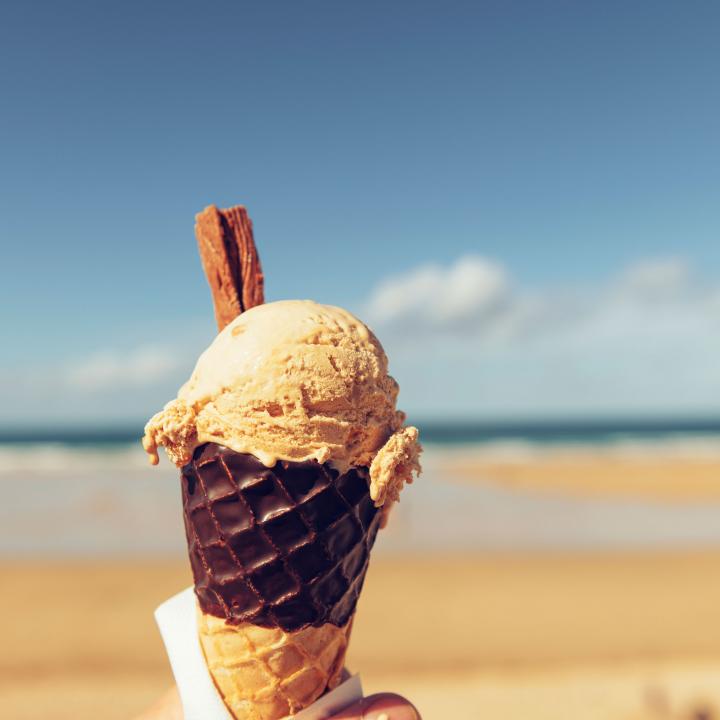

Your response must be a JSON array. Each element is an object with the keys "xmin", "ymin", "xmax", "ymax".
[
  {"xmin": 144, "ymin": 294, "xmax": 421, "ymax": 719},
  {"xmin": 143, "ymin": 299, "xmax": 421, "ymax": 506}
]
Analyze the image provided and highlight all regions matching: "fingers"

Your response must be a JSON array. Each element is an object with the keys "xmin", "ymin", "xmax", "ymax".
[
  {"xmin": 132, "ymin": 687, "xmax": 420, "ymax": 720},
  {"xmin": 330, "ymin": 692, "xmax": 421, "ymax": 720}
]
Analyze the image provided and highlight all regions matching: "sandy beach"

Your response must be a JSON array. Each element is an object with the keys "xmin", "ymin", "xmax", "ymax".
[
  {"xmin": 438, "ymin": 443, "xmax": 720, "ymax": 502},
  {"xmin": 4, "ymin": 551, "xmax": 720, "ymax": 720},
  {"xmin": 4, "ymin": 443, "xmax": 720, "ymax": 719}
]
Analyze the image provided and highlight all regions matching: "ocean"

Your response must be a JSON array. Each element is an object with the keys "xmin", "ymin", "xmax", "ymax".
[
  {"xmin": 3, "ymin": 417, "xmax": 720, "ymax": 447},
  {"xmin": 2, "ymin": 420, "xmax": 720, "ymax": 557}
]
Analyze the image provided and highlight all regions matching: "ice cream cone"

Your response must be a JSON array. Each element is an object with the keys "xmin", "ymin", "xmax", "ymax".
[
  {"xmin": 198, "ymin": 610, "xmax": 351, "ymax": 720},
  {"xmin": 144, "ymin": 211, "xmax": 421, "ymax": 720},
  {"xmin": 175, "ymin": 442, "xmax": 384, "ymax": 719}
]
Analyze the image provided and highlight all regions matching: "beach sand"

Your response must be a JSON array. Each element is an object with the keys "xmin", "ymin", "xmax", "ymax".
[
  {"xmin": 440, "ymin": 447, "xmax": 720, "ymax": 502},
  {"xmin": 4, "ymin": 444, "xmax": 720, "ymax": 718},
  {"xmin": 4, "ymin": 552, "xmax": 720, "ymax": 720}
]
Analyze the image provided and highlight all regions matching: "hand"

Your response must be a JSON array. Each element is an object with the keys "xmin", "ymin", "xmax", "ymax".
[
  {"xmin": 134, "ymin": 687, "xmax": 420, "ymax": 719},
  {"xmin": 329, "ymin": 692, "xmax": 420, "ymax": 719}
]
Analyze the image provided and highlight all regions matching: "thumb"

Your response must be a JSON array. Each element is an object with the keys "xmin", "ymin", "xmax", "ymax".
[{"xmin": 330, "ymin": 692, "xmax": 421, "ymax": 720}]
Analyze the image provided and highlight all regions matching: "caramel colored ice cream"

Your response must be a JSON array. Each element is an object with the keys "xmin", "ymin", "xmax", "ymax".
[
  {"xmin": 144, "ymin": 208, "xmax": 422, "ymax": 720},
  {"xmin": 143, "ymin": 299, "xmax": 420, "ymax": 506}
]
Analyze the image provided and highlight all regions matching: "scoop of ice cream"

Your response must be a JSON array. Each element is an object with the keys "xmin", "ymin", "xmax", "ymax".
[{"xmin": 143, "ymin": 300, "xmax": 420, "ymax": 505}]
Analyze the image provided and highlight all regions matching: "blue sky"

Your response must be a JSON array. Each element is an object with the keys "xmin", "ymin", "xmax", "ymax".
[{"xmin": 1, "ymin": 1, "xmax": 719, "ymax": 425}]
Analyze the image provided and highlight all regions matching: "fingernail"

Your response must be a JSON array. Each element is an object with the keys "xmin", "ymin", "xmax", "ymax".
[{"xmin": 362, "ymin": 695, "xmax": 420, "ymax": 720}]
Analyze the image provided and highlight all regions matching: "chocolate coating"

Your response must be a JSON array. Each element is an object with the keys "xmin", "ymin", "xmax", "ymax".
[{"xmin": 182, "ymin": 443, "xmax": 381, "ymax": 631}]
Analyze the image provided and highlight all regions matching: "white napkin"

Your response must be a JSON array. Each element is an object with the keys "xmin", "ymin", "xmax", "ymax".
[{"xmin": 155, "ymin": 587, "xmax": 363, "ymax": 720}]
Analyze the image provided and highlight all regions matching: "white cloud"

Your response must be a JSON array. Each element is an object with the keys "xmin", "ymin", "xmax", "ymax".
[
  {"xmin": 0, "ymin": 343, "xmax": 194, "ymax": 425},
  {"xmin": 1, "ymin": 259, "xmax": 717, "ymax": 424},
  {"xmin": 365, "ymin": 255, "xmax": 720, "ymax": 417},
  {"xmin": 366, "ymin": 255, "xmax": 578, "ymax": 344},
  {"xmin": 366, "ymin": 256, "xmax": 510, "ymax": 330},
  {"xmin": 615, "ymin": 257, "xmax": 692, "ymax": 300},
  {"xmin": 367, "ymin": 255, "xmax": 717, "ymax": 343},
  {"xmin": 64, "ymin": 346, "xmax": 180, "ymax": 390}
]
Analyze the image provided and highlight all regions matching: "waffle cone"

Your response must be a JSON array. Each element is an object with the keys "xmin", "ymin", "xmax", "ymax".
[{"xmin": 198, "ymin": 608, "xmax": 351, "ymax": 720}]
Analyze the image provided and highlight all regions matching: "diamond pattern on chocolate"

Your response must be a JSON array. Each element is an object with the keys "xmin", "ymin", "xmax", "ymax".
[
  {"xmin": 182, "ymin": 444, "xmax": 380, "ymax": 631},
  {"xmin": 228, "ymin": 527, "xmax": 278, "ymax": 569},
  {"xmin": 212, "ymin": 496, "xmax": 252, "ymax": 535},
  {"xmin": 299, "ymin": 487, "xmax": 348, "ymax": 532},
  {"xmin": 263, "ymin": 511, "xmax": 311, "ymax": 553},
  {"xmin": 250, "ymin": 559, "xmax": 300, "ymax": 603},
  {"xmin": 192, "ymin": 507, "xmax": 222, "ymax": 546},
  {"xmin": 336, "ymin": 469, "xmax": 368, "ymax": 506},
  {"xmin": 287, "ymin": 542, "xmax": 332, "ymax": 583}
]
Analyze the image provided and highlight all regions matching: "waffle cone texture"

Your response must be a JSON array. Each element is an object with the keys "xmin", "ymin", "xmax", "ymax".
[
  {"xmin": 181, "ymin": 444, "xmax": 382, "ymax": 719},
  {"xmin": 198, "ymin": 608, "xmax": 351, "ymax": 720}
]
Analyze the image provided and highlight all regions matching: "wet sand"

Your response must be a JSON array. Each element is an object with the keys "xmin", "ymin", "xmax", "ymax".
[
  {"xmin": 437, "ymin": 446, "xmax": 720, "ymax": 502},
  {"xmin": 4, "ymin": 552, "xmax": 720, "ymax": 720},
  {"xmin": 7, "ymin": 446, "xmax": 720, "ymax": 558}
]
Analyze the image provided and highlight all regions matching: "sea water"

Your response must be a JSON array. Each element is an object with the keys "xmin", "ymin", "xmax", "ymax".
[{"xmin": 2, "ymin": 420, "xmax": 719, "ymax": 556}]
